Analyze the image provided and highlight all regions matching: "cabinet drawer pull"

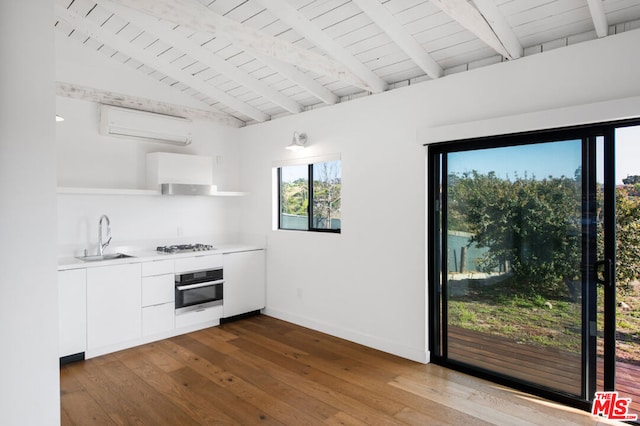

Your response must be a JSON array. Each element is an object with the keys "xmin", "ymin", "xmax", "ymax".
[{"xmin": 176, "ymin": 280, "xmax": 224, "ymax": 291}]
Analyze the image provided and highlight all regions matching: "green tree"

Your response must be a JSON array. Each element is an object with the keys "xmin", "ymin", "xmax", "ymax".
[
  {"xmin": 614, "ymin": 186, "xmax": 640, "ymax": 292},
  {"xmin": 312, "ymin": 161, "xmax": 341, "ymax": 229},
  {"xmin": 281, "ymin": 178, "xmax": 308, "ymax": 216},
  {"xmin": 449, "ymin": 171, "xmax": 582, "ymax": 298}
]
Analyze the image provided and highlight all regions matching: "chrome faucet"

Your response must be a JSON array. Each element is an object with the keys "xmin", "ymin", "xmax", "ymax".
[{"xmin": 98, "ymin": 214, "xmax": 112, "ymax": 255}]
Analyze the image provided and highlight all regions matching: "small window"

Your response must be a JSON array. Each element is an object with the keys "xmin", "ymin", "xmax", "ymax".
[{"xmin": 279, "ymin": 160, "xmax": 341, "ymax": 232}]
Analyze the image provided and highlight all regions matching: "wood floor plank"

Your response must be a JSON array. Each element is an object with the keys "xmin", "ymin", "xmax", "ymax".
[
  {"xmin": 60, "ymin": 315, "xmax": 628, "ymax": 425},
  {"xmin": 90, "ymin": 356, "xmax": 197, "ymax": 425},
  {"xmin": 60, "ymin": 366, "xmax": 114, "ymax": 426},
  {"xmin": 204, "ymin": 323, "xmax": 420, "ymax": 424},
  {"xmin": 197, "ymin": 340, "xmax": 341, "ymax": 422},
  {"xmin": 392, "ymin": 405, "xmax": 492, "ymax": 426},
  {"xmin": 67, "ymin": 358, "xmax": 148, "ymax": 424},
  {"xmin": 114, "ymin": 346, "xmax": 238, "ymax": 424},
  {"xmin": 229, "ymin": 330, "xmax": 516, "ymax": 425},
  {"xmin": 60, "ymin": 388, "xmax": 114, "ymax": 426},
  {"xmin": 137, "ymin": 341, "xmax": 186, "ymax": 373},
  {"xmin": 157, "ymin": 338, "xmax": 286, "ymax": 426},
  {"xmin": 176, "ymin": 333, "xmax": 335, "ymax": 424},
  {"xmin": 189, "ymin": 328, "xmax": 242, "ymax": 355},
  {"xmin": 323, "ymin": 411, "xmax": 371, "ymax": 425},
  {"xmin": 230, "ymin": 337, "xmax": 408, "ymax": 425},
  {"xmin": 391, "ymin": 374, "xmax": 568, "ymax": 426},
  {"xmin": 230, "ymin": 335, "xmax": 408, "ymax": 421},
  {"xmin": 168, "ymin": 365, "xmax": 284, "ymax": 425},
  {"xmin": 158, "ymin": 335, "xmax": 322, "ymax": 425}
]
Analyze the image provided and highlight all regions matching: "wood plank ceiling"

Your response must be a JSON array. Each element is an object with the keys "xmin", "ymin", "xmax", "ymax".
[{"xmin": 55, "ymin": 0, "xmax": 640, "ymax": 127}]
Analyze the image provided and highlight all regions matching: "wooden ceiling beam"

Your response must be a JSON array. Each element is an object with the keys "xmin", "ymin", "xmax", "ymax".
[
  {"xmin": 55, "ymin": 3, "xmax": 270, "ymax": 122},
  {"xmin": 102, "ymin": 0, "xmax": 303, "ymax": 114},
  {"xmin": 248, "ymin": 50, "xmax": 339, "ymax": 105},
  {"xmin": 431, "ymin": 0, "xmax": 512, "ymax": 59},
  {"xmin": 254, "ymin": 0, "xmax": 388, "ymax": 94},
  {"xmin": 352, "ymin": 0, "xmax": 443, "ymax": 79},
  {"xmin": 109, "ymin": 0, "xmax": 373, "ymax": 92},
  {"xmin": 472, "ymin": 0, "xmax": 522, "ymax": 59},
  {"xmin": 56, "ymin": 82, "xmax": 244, "ymax": 127},
  {"xmin": 586, "ymin": 0, "xmax": 608, "ymax": 38}
]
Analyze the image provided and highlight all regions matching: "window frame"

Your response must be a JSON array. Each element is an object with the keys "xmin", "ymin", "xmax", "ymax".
[{"xmin": 277, "ymin": 161, "xmax": 341, "ymax": 234}]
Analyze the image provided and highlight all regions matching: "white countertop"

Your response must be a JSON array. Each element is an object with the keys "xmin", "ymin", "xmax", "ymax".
[{"xmin": 58, "ymin": 243, "xmax": 264, "ymax": 271}]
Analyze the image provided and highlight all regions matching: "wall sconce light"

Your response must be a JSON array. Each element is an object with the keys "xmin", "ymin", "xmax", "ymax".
[
  {"xmin": 286, "ymin": 131, "xmax": 307, "ymax": 151},
  {"xmin": 56, "ymin": 115, "xmax": 65, "ymax": 122}
]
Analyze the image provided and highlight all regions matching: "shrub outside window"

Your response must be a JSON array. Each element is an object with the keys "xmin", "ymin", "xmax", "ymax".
[{"xmin": 279, "ymin": 160, "xmax": 341, "ymax": 232}]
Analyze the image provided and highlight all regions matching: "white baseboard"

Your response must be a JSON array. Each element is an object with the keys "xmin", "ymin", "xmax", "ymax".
[
  {"xmin": 262, "ymin": 308, "xmax": 429, "ymax": 364},
  {"xmin": 84, "ymin": 319, "xmax": 220, "ymax": 359}
]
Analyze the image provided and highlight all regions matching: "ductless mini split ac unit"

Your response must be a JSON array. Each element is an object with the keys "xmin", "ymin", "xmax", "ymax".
[{"xmin": 99, "ymin": 105, "xmax": 193, "ymax": 146}]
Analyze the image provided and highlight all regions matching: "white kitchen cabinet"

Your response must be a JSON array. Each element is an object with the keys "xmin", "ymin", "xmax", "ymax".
[
  {"xmin": 142, "ymin": 303, "xmax": 174, "ymax": 336},
  {"xmin": 223, "ymin": 250, "xmax": 266, "ymax": 318},
  {"xmin": 142, "ymin": 259, "xmax": 174, "ymax": 277},
  {"xmin": 146, "ymin": 152, "xmax": 213, "ymax": 189},
  {"xmin": 58, "ymin": 269, "xmax": 87, "ymax": 358},
  {"xmin": 175, "ymin": 304, "xmax": 223, "ymax": 328},
  {"xmin": 142, "ymin": 274, "xmax": 174, "ymax": 307},
  {"xmin": 141, "ymin": 264, "xmax": 175, "ymax": 337},
  {"xmin": 87, "ymin": 263, "xmax": 142, "ymax": 351},
  {"xmin": 174, "ymin": 253, "xmax": 222, "ymax": 273}
]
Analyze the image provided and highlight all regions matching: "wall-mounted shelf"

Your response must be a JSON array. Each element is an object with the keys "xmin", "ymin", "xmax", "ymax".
[
  {"xmin": 210, "ymin": 191, "xmax": 247, "ymax": 197},
  {"xmin": 57, "ymin": 187, "xmax": 247, "ymax": 197},
  {"xmin": 57, "ymin": 187, "xmax": 160, "ymax": 196}
]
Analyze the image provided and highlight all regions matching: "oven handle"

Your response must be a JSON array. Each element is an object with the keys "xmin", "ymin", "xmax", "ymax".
[{"xmin": 176, "ymin": 279, "xmax": 224, "ymax": 291}]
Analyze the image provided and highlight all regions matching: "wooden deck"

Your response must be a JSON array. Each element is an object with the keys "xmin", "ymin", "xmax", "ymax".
[
  {"xmin": 60, "ymin": 315, "xmax": 627, "ymax": 425},
  {"xmin": 448, "ymin": 325, "xmax": 640, "ymax": 416}
]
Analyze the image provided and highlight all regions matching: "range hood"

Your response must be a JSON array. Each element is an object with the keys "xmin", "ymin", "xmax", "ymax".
[
  {"xmin": 147, "ymin": 152, "xmax": 218, "ymax": 195},
  {"xmin": 160, "ymin": 183, "xmax": 218, "ymax": 196}
]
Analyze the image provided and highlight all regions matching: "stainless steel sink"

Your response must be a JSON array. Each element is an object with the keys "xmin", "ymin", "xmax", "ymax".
[{"xmin": 75, "ymin": 253, "xmax": 134, "ymax": 262}]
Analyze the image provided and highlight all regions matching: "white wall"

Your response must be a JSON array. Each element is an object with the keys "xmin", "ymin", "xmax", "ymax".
[
  {"xmin": 238, "ymin": 29, "xmax": 640, "ymax": 363},
  {"xmin": 55, "ymin": 31, "xmax": 245, "ymax": 257},
  {"xmin": 55, "ymin": 97, "xmax": 244, "ymax": 256},
  {"xmin": 0, "ymin": 1, "xmax": 59, "ymax": 424},
  {"xmin": 57, "ymin": 192, "xmax": 243, "ymax": 256}
]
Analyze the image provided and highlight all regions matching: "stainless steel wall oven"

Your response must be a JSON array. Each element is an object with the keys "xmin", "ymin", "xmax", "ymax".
[{"xmin": 175, "ymin": 266, "xmax": 223, "ymax": 314}]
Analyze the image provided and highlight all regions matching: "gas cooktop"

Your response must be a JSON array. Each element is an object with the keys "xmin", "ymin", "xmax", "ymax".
[{"xmin": 156, "ymin": 243, "xmax": 215, "ymax": 254}]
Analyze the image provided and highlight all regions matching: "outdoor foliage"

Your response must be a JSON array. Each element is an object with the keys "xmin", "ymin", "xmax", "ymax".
[
  {"xmin": 449, "ymin": 169, "xmax": 640, "ymax": 298},
  {"xmin": 448, "ymin": 170, "xmax": 640, "ymax": 363},
  {"xmin": 448, "ymin": 170, "xmax": 582, "ymax": 298},
  {"xmin": 281, "ymin": 178, "xmax": 309, "ymax": 217},
  {"xmin": 594, "ymin": 185, "xmax": 640, "ymax": 295},
  {"xmin": 312, "ymin": 161, "xmax": 342, "ymax": 229},
  {"xmin": 280, "ymin": 162, "xmax": 341, "ymax": 229},
  {"xmin": 612, "ymin": 186, "xmax": 640, "ymax": 293}
]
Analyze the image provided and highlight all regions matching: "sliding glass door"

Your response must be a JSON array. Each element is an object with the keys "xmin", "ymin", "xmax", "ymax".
[
  {"xmin": 595, "ymin": 126, "xmax": 640, "ymax": 419},
  {"xmin": 429, "ymin": 122, "xmax": 640, "ymax": 415},
  {"xmin": 432, "ymin": 138, "xmax": 588, "ymax": 396}
]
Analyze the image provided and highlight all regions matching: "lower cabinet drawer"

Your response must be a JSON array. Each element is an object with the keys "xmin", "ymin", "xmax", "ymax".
[
  {"xmin": 142, "ymin": 259, "xmax": 174, "ymax": 277},
  {"xmin": 142, "ymin": 274, "xmax": 174, "ymax": 307},
  {"xmin": 175, "ymin": 304, "xmax": 223, "ymax": 329},
  {"xmin": 142, "ymin": 303, "xmax": 175, "ymax": 337}
]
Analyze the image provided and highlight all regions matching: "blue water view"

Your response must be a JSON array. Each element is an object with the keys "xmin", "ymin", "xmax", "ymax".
[{"xmin": 447, "ymin": 231, "xmax": 490, "ymax": 273}]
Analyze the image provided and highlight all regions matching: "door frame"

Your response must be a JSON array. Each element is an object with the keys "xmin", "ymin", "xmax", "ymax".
[{"xmin": 427, "ymin": 118, "xmax": 640, "ymax": 411}]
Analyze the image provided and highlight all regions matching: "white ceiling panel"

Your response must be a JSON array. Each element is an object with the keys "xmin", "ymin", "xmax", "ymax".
[{"xmin": 54, "ymin": 0, "xmax": 640, "ymax": 126}]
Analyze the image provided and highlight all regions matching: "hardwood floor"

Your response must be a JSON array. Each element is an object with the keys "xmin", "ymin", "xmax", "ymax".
[{"xmin": 61, "ymin": 315, "xmax": 624, "ymax": 425}]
